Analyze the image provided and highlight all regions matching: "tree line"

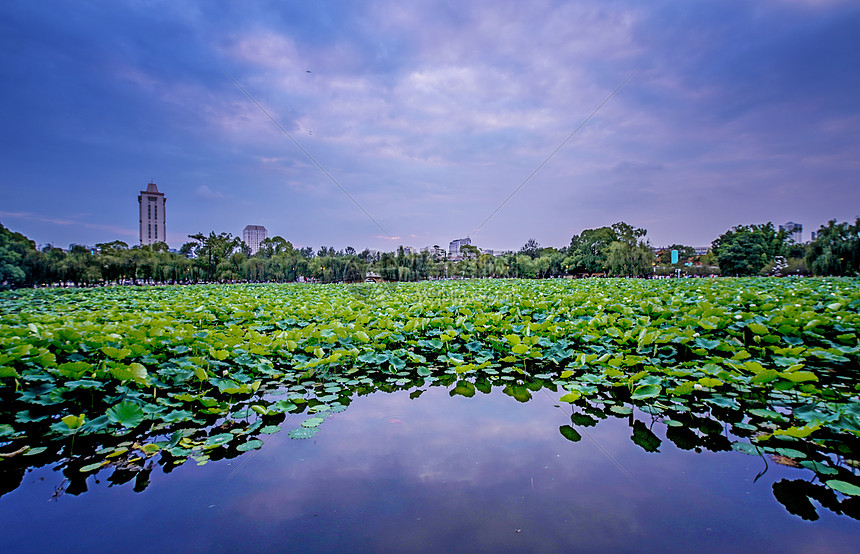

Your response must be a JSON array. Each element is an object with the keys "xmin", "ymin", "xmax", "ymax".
[{"xmin": 1, "ymin": 218, "xmax": 858, "ymax": 288}]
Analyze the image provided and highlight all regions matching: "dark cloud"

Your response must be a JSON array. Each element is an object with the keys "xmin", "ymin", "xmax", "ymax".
[{"xmin": 1, "ymin": 0, "xmax": 857, "ymax": 249}]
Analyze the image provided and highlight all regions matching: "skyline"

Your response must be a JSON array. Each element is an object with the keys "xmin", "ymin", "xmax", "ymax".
[{"xmin": 1, "ymin": 1, "xmax": 859, "ymax": 252}]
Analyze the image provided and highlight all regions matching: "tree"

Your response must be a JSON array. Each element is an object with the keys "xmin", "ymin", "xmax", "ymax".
[
  {"xmin": 63, "ymin": 245, "xmax": 100, "ymax": 286},
  {"xmin": 606, "ymin": 241, "xmax": 654, "ymax": 276},
  {"xmin": 0, "ymin": 222, "xmax": 36, "ymax": 286},
  {"xmin": 317, "ymin": 245, "xmax": 336, "ymax": 258},
  {"xmin": 519, "ymin": 239, "xmax": 541, "ymax": 259},
  {"xmin": 568, "ymin": 226, "xmax": 617, "ymax": 273},
  {"xmin": 805, "ymin": 218, "xmax": 860, "ymax": 276},
  {"xmin": 188, "ymin": 232, "xmax": 242, "ymax": 281},
  {"xmin": 604, "ymin": 222, "xmax": 654, "ymax": 276},
  {"xmin": 712, "ymin": 223, "xmax": 786, "ymax": 276},
  {"xmin": 460, "ymin": 244, "xmax": 480, "ymax": 259}
]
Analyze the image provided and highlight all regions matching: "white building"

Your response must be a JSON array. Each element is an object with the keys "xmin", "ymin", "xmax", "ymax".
[
  {"xmin": 138, "ymin": 182, "xmax": 166, "ymax": 246},
  {"xmin": 779, "ymin": 222, "xmax": 802, "ymax": 244},
  {"xmin": 449, "ymin": 237, "xmax": 471, "ymax": 258},
  {"xmin": 243, "ymin": 225, "xmax": 268, "ymax": 255}
]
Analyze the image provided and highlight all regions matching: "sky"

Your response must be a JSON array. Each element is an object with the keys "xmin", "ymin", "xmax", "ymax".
[{"xmin": 1, "ymin": 0, "xmax": 858, "ymax": 253}]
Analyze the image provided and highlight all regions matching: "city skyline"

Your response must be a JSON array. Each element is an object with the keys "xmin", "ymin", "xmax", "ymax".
[{"xmin": 1, "ymin": 1, "xmax": 858, "ymax": 252}]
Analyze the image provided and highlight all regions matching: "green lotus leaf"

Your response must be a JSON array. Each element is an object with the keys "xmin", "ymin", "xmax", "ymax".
[
  {"xmin": 774, "ymin": 423, "xmax": 822, "ymax": 438},
  {"xmin": 670, "ymin": 382, "xmax": 696, "ymax": 396},
  {"xmin": 101, "ymin": 346, "xmax": 131, "ymax": 360},
  {"xmin": 775, "ymin": 448, "xmax": 806, "ymax": 459},
  {"xmin": 748, "ymin": 408, "xmax": 786, "ymax": 421},
  {"xmin": 504, "ymin": 334, "xmax": 521, "ymax": 346},
  {"xmin": 780, "ymin": 370, "xmax": 818, "ymax": 383},
  {"xmin": 205, "ymin": 433, "xmax": 234, "ymax": 447},
  {"xmin": 732, "ymin": 442, "xmax": 762, "ymax": 456},
  {"xmin": 0, "ymin": 366, "xmax": 21, "ymax": 379},
  {"xmin": 631, "ymin": 384, "xmax": 661, "ymax": 400},
  {"xmin": 799, "ymin": 461, "xmax": 838, "ymax": 475},
  {"xmin": 289, "ymin": 427, "xmax": 319, "ymax": 439},
  {"xmin": 694, "ymin": 338, "xmax": 721, "ymax": 350},
  {"xmin": 559, "ymin": 391, "xmax": 581, "ymax": 403},
  {"xmin": 698, "ymin": 377, "xmax": 724, "ymax": 388},
  {"xmin": 273, "ymin": 400, "xmax": 298, "ymax": 413},
  {"xmin": 706, "ymin": 395, "xmax": 738, "ymax": 409},
  {"xmin": 80, "ymin": 462, "xmax": 107, "ymax": 473},
  {"xmin": 106, "ymin": 402, "xmax": 145, "ymax": 428},
  {"xmin": 559, "ymin": 425, "xmax": 582, "ymax": 442},
  {"xmin": 301, "ymin": 417, "xmax": 325, "ymax": 428},
  {"xmin": 237, "ymin": 439, "xmax": 264, "ymax": 451}
]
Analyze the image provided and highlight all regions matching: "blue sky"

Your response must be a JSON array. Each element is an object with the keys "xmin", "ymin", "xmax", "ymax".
[{"xmin": 1, "ymin": 0, "xmax": 858, "ymax": 252}]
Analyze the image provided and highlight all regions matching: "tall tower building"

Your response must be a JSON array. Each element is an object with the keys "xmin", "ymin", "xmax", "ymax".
[
  {"xmin": 138, "ymin": 182, "xmax": 166, "ymax": 246},
  {"xmin": 243, "ymin": 225, "xmax": 267, "ymax": 255}
]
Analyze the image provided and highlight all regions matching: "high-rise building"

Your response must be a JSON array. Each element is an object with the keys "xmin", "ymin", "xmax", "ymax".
[
  {"xmin": 779, "ymin": 221, "xmax": 802, "ymax": 244},
  {"xmin": 449, "ymin": 237, "xmax": 471, "ymax": 258},
  {"xmin": 138, "ymin": 182, "xmax": 166, "ymax": 246},
  {"xmin": 243, "ymin": 225, "xmax": 267, "ymax": 255}
]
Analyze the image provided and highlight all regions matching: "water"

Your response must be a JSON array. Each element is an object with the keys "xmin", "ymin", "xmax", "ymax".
[{"xmin": 1, "ymin": 386, "xmax": 857, "ymax": 552}]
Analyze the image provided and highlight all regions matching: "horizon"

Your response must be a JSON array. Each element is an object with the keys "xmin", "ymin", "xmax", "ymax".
[{"xmin": 2, "ymin": 1, "xmax": 858, "ymax": 252}]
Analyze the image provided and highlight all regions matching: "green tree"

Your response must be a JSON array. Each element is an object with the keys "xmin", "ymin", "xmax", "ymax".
[
  {"xmin": 568, "ymin": 226, "xmax": 617, "ymax": 273},
  {"xmin": 460, "ymin": 244, "xmax": 480, "ymax": 259},
  {"xmin": 604, "ymin": 222, "xmax": 654, "ymax": 277},
  {"xmin": 712, "ymin": 223, "xmax": 787, "ymax": 276},
  {"xmin": 805, "ymin": 218, "xmax": 860, "ymax": 276},
  {"xmin": 62, "ymin": 245, "xmax": 100, "ymax": 286},
  {"xmin": 0, "ymin": 222, "xmax": 36, "ymax": 286},
  {"xmin": 519, "ymin": 239, "xmax": 541, "ymax": 259},
  {"xmin": 187, "ymin": 232, "xmax": 242, "ymax": 281}
]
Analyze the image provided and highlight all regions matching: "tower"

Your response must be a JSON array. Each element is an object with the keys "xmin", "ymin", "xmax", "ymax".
[
  {"xmin": 138, "ymin": 182, "xmax": 166, "ymax": 246},
  {"xmin": 243, "ymin": 225, "xmax": 267, "ymax": 255}
]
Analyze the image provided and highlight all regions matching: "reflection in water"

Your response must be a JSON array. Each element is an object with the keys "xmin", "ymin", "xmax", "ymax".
[{"xmin": 1, "ymin": 375, "xmax": 859, "ymax": 551}]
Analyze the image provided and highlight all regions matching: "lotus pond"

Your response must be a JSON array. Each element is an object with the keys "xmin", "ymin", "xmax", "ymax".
[{"xmin": 1, "ymin": 278, "xmax": 859, "ymax": 551}]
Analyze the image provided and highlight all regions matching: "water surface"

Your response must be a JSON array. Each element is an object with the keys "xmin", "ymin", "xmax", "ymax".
[{"xmin": 2, "ymin": 386, "xmax": 857, "ymax": 552}]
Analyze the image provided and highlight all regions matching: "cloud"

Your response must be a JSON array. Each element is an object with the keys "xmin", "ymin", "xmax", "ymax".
[
  {"xmin": 2, "ymin": 0, "xmax": 858, "ymax": 250},
  {"xmin": 0, "ymin": 211, "xmax": 136, "ymax": 238},
  {"xmin": 193, "ymin": 185, "xmax": 229, "ymax": 201}
]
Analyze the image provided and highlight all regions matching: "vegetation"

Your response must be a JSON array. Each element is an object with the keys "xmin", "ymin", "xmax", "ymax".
[
  {"xmin": 0, "ymin": 278, "xmax": 858, "ymax": 516},
  {"xmin": 805, "ymin": 218, "xmax": 860, "ymax": 276},
  {"xmin": 711, "ymin": 223, "xmax": 789, "ymax": 276},
  {"xmin": 1, "ymin": 216, "xmax": 858, "ymax": 289}
]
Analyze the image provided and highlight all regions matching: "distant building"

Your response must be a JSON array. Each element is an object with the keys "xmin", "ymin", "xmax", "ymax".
[
  {"xmin": 449, "ymin": 237, "xmax": 471, "ymax": 258},
  {"xmin": 422, "ymin": 245, "xmax": 447, "ymax": 259},
  {"xmin": 138, "ymin": 182, "xmax": 166, "ymax": 246},
  {"xmin": 693, "ymin": 246, "xmax": 710, "ymax": 256},
  {"xmin": 243, "ymin": 225, "xmax": 267, "ymax": 255},
  {"xmin": 779, "ymin": 222, "xmax": 802, "ymax": 244}
]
